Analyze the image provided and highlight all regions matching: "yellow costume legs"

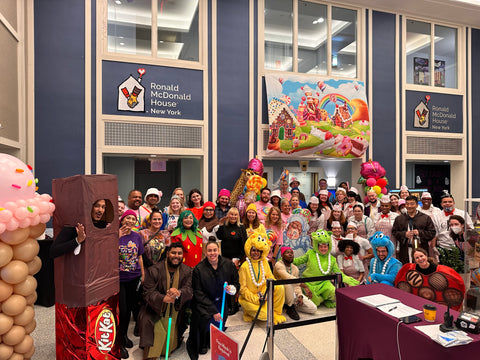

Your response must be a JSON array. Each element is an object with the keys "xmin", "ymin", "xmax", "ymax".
[{"xmin": 239, "ymin": 285, "xmax": 286, "ymax": 324}]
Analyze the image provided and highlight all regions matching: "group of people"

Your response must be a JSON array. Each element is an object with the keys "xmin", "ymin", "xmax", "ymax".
[{"xmin": 51, "ymin": 179, "xmax": 472, "ymax": 359}]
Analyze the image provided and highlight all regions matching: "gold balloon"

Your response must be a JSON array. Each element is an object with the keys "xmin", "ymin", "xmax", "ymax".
[
  {"xmin": 14, "ymin": 334, "xmax": 33, "ymax": 354},
  {"xmin": 29, "ymin": 223, "xmax": 46, "ymax": 238},
  {"xmin": 0, "ymin": 228, "xmax": 30, "ymax": 246},
  {"xmin": 0, "ymin": 314, "xmax": 14, "ymax": 335},
  {"xmin": 0, "ymin": 343, "xmax": 13, "ymax": 360},
  {"xmin": 2, "ymin": 295, "xmax": 27, "ymax": 317},
  {"xmin": 13, "ymin": 306, "xmax": 34, "ymax": 326},
  {"xmin": 7, "ymin": 352, "xmax": 24, "ymax": 360},
  {"xmin": 26, "ymin": 257, "xmax": 42, "ymax": 276},
  {"xmin": 25, "ymin": 292, "xmax": 37, "ymax": 306},
  {"xmin": 24, "ymin": 319, "xmax": 36, "ymax": 335},
  {"xmin": 2, "ymin": 325, "xmax": 25, "ymax": 346},
  {"xmin": 12, "ymin": 238, "xmax": 39, "ymax": 263},
  {"xmin": 0, "ymin": 261, "xmax": 29, "ymax": 285},
  {"xmin": 23, "ymin": 345, "xmax": 35, "ymax": 358},
  {"xmin": 0, "ymin": 280, "xmax": 13, "ymax": 302},
  {"xmin": 0, "ymin": 242, "xmax": 13, "ymax": 268},
  {"xmin": 13, "ymin": 276, "xmax": 37, "ymax": 297}
]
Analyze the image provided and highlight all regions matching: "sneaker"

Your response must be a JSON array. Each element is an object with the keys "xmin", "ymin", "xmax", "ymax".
[
  {"xmin": 120, "ymin": 345, "xmax": 129, "ymax": 359},
  {"xmin": 286, "ymin": 305, "xmax": 300, "ymax": 321},
  {"xmin": 199, "ymin": 347, "xmax": 208, "ymax": 355}
]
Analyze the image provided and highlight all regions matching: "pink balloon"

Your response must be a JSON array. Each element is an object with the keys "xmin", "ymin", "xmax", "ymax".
[
  {"xmin": 17, "ymin": 200, "xmax": 26, "ymax": 207},
  {"xmin": 37, "ymin": 201, "xmax": 49, "ymax": 213},
  {"xmin": 39, "ymin": 214, "xmax": 50, "ymax": 223},
  {"xmin": 381, "ymin": 187, "xmax": 388, "ymax": 195},
  {"xmin": 0, "ymin": 209, "xmax": 13, "ymax": 223},
  {"xmin": 30, "ymin": 215, "xmax": 40, "ymax": 226},
  {"xmin": 0, "ymin": 223, "xmax": 5, "ymax": 234},
  {"xmin": 363, "ymin": 196, "xmax": 369, "ymax": 204},
  {"xmin": 39, "ymin": 194, "xmax": 51, "ymax": 201},
  {"xmin": 366, "ymin": 178, "xmax": 377, "ymax": 187},
  {"xmin": 14, "ymin": 208, "xmax": 29, "ymax": 221},
  {"xmin": 3, "ymin": 202, "xmax": 17, "ymax": 212},
  {"xmin": 27, "ymin": 206, "xmax": 39, "ymax": 218},
  {"xmin": 6, "ymin": 218, "xmax": 19, "ymax": 232},
  {"xmin": 18, "ymin": 218, "xmax": 31, "ymax": 229},
  {"xmin": 47, "ymin": 203, "xmax": 55, "ymax": 213}
]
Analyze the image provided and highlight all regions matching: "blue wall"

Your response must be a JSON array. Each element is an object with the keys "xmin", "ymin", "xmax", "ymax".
[
  {"xmin": 35, "ymin": 0, "xmax": 86, "ymax": 194},
  {"xmin": 216, "ymin": 0, "xmax": 250, "ymax": 190},
  {"xmin": 471, "ymin": 28, "xmax": 480, "ymax": 197},
  {"xmin": 371, "ymin": 11, "xmax": 397, "ymax": 187}
]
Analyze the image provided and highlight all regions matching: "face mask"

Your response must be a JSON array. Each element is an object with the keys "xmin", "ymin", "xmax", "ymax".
[
  {"xmin": 444, "ymin": 207, "xmax": 453, "ymax": 212},
  {"xmin": 451, "ymin": 226, "xmax": 462, "ymax": 234}
]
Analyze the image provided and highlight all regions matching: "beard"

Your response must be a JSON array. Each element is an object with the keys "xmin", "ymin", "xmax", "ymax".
[{"xmin": 167, "ymin": 258, "xmax": 181, "ymax": 268}]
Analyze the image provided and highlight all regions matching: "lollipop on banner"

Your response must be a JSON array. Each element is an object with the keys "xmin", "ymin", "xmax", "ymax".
[
  {"xmin": 137, "ymin": 68, "xmax": 146, "ymax": 82},
  {"xmin": 0, "ymin": 153, "xmax": 55, "ymax": 358}
]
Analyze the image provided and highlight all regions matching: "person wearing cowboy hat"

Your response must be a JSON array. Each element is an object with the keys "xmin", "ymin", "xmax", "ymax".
[
  {"xmin": 139, "ymin": 188, "xmax": 163, "ymax": 226},
  {"xmin": 336, "ymin": 239, "xmax": 365, "ymax": 283}
]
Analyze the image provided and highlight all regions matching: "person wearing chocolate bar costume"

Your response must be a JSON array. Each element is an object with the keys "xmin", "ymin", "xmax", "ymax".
[
  {"xmin": 187, "ymin": 240, "xmax": 239, "ymax": 359},
  {"xmin": 50, "ymin": 199, "xmax": 109, "ymax": 258}
]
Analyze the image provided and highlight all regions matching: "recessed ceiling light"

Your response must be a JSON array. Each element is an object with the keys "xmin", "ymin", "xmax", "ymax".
[
  {"xmin": 119, "ymin": 42, "xmax": 125, "ymax": 46},
  {"xmin": 115, "ymin": 0, "xmax": 122, "ymax": 5}
]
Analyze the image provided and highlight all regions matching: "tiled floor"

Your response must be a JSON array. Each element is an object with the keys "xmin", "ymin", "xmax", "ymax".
[{"xmin": 32, "ymin": 305, "xmax": 336, "ymax": 359}]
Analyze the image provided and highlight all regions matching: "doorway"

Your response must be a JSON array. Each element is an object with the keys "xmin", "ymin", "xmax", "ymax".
[{"xmin": 414, "ymin": 163, "xmax": 450, "ymax": 208}]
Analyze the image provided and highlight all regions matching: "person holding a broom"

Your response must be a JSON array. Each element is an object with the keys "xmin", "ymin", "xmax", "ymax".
[{"xmin": 138, "ymin": 242, "xmax": 193, "ymax": 359}]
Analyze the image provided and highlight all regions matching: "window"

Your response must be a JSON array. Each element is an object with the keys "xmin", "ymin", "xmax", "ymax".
[
  {"xmin": 107, "ymin": 0, "xmax": 200, "ymax": 62},
  {"xmin": 406, "ymin": 20, "xmax": 457, "ymax": 88},
  {"xmin": 264, "ymin": 0, "xmax": 358, "ymax": 78}
]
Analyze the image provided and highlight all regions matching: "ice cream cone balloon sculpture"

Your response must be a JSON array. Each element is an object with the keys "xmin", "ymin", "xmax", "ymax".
[{"xmin": 0, "ymin": 153, "xmax": 55, "ymax": 359}]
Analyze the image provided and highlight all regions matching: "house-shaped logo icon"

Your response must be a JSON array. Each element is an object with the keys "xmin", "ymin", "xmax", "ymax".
[
  {"xmin": 414, "ymin": 100, "xmax": 429, "ymax": 128},
  {"xmin": 117, "ymin": 69, "xmax": 146, "ymax": 112}
]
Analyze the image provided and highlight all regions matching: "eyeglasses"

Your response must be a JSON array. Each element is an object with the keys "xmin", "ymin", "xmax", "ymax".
[{"xmin": 204, "ymin": 208, "xmax": 214, "ymax": 212}]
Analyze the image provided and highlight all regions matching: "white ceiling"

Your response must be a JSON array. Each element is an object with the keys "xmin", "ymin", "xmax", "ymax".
[{"xmin": 344, "ymin": 0, "xmax": 480, "ymax": 27}]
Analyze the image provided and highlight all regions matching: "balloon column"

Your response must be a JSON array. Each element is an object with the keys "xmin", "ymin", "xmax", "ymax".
[
  {"xmin": 0, "ymin": 153, "xmax": 55, "ymax": 359},
  {"xmin": 358, "ymin": 160, "xmax": 389, "ymax": 199}
]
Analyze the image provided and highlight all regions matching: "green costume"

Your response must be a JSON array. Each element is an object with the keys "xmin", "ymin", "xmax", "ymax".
[{"xmin": 293, "ymin": 230, "xmax": 359, "ymax": 307}]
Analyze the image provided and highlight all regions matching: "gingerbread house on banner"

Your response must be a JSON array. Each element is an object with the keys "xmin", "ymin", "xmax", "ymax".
[
  {"xmin": 331, "ymin": 102, "xmax": 352, "ymax": 128},
  {"xmin": 268, "ymin": 98, "xmax": 296, "ymax": 140}
]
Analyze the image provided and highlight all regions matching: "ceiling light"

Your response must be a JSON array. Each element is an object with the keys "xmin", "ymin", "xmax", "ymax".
[
  {"xmin": 115, "ymin": 0, "xmax": 122, "ymax": 4},
  {"xmin": 119, "ymin": 42, "xmax": 125, "ymax": 46},
  {"xmin": 312, "ymin": 17, "xmax": 325, "ymax": 25}
]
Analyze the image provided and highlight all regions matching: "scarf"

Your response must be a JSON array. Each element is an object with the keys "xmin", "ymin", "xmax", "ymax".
[
  {"xmin": 148, "ymin": 262, "xmax": 181, "ymax": 357},
  {"xmin": 198, "ymin": 216, "xmax": 220, "ymax": 233}
]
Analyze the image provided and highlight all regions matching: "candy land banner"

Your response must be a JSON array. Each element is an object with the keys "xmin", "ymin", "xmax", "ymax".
[{"xmin": 265, "ymin": 74, "xmax": 370, "ymax": 158}]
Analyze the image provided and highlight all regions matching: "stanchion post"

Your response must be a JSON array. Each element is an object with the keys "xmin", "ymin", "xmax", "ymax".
[{"xmin": 267, "ymin": 279, "xmax": 274, "ymax": 360}]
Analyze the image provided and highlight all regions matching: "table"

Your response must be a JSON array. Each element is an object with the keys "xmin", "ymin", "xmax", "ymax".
[{"xmin": 336, "ymin": 283, "xmax": 480, "ymax": 360}]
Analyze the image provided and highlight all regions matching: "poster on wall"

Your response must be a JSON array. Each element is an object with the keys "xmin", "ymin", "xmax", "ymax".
[
  {"xmin": 435, "ymin": 60, "xmax": 446, "ymax": 87},
  {"xmin": 264, "ymin": 74, "xmax": 370, "ymax": 158},
  {"xmin": 414, "ymin": 57, "xmax": 429, "ymax": 85}
]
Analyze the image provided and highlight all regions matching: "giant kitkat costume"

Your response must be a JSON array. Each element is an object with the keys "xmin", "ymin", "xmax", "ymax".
[{"xmin": 52, "ymin": 175, "xmax": 120, "ymax": 359}]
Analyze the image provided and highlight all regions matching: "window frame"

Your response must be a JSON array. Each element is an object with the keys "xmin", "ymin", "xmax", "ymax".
[
  {"xmin": 261, "ymin": 0, "xmax": 364, "ymax": 80},
  {"xmin": 403, "ymin": 17, "xmax": 464, "ymax": 94},
  {"xmin": 101, "ymin": 0, "xmax": 207, "ymax": 70}
]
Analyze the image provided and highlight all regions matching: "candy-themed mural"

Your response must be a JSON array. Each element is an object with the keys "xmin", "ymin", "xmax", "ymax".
[{"xmin": 265, "ymin": 74, "xmax": 370, "ymax": 158}]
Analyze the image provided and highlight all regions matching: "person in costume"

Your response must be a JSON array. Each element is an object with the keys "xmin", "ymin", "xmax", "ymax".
[
  {"xmin": 337, "ymin": 239, "xmax": 365, "ymax": 283},
  {"xmin": 307, "ymin": 196, "xmax": 325, "ymax": 235},
  {"xmin": 118, "ymin": 209, "xmax": 145, "ymax": 358},
  {"xmin": 171, "ymin": 210, "xmax": 203, "ymax": 267},
  {"xmin": 293, "ymin": 230, "xmax": 359, "ymax": 308},
  {"xmin": 50, "ymin": 198, "xmax": 109, "ymax": 258},
  {"xmin": 187, "ymin": 240, "xmax": 239, "ymax": 359},
  {"xmin": 139, "ymin": 209, "xmax": 170, "ymax": 268},
  {"xmin": 186, "ymin": 188, "xmax": 205, "ymax": 220},
  {"xmin": 243, "ymin": 203, "xmax": 267, "ymax": 237},
  {"xmin": 394, "ymin": 248, "xmax": 465, "ymax": 311},
  {"xmin": 274, "ymin": 246, "xmax": 317, "ymax": 320},
  {"xmin": 198, "ymin": 201, "xmax": 220, "ymax": 243},
  {"xmin": 265, "ymin": 206, "xmax": 283, "ymax": 266},
  {"xmin": 139, "ymin": 187, "xmax": 162, "ymax": 223},
  {"xmin": 163, "ymin": 195, "xmax": 185, "ymax": 232},
  {"xmin": 347, "ymin": 204, "xmax": 375, "ymax": 239},
  {"xmin": 138, "ymin": 242, "xmax": 193, "ymax": 359},
  {"xmin": 366, "ymin": 232, "xmax": 402, "ymax": 286},
  {"xmin": 239, "ymin": 232, "xmax": 286, "ymax": 324}
]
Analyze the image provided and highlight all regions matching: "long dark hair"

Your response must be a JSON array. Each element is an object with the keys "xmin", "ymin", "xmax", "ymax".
[{"xmin": 187, "ymin": 188, "xmax": 204, "ymax": 208}]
